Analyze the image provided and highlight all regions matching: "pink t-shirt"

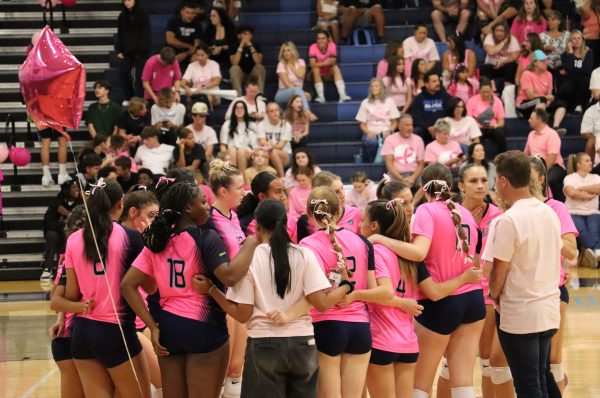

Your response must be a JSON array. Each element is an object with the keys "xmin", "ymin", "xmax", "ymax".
[
  {"xmin": 376, "ymin": 59, "xmax": 389, "ymax": 78},
  {"xmin": 207, "ymin": 207, "xmax": 246, "ymax": 258},
  {"xmin": 403, "ymin": 36, "xmax": 440, "ymax": 76},
  {"xmin": 355, "ymin": 98, "xmax": 401, "ymax": 134},
  {"xmin": 444, "ymin": 116, "xmax": 482, "ymax": 146},
  {"xmin": 381, "ymin": 132, "xmax": 425, "ymax": 174},
  {"xmin": 563, "ymin": 172, "xmax": 600, "ymax": 215},
  {"xmin": 478, "ymin": 203, "xmax": 502, "ymax": 305},
  {"xmin": 300, "ymin": 228, "xmax": 374, "ymax": 323},
  {"xmin": 412, "ymin": 200, "xmax": 481, "ymax": 299},
  {"xmin": 483, "ymin": 34, "xmax": 521, "ymax": 65},
  {"xmin": 141, "ymin": 54, "xmax": 182, "ymax": 100},
  {"xmin": 309, "ymin": 41, "xmax": 337, "ymax": 76},
  {"xmin": 54, "ymin": 258, "xmax": 74, "ymax": 338},
  {"xmin": 517, "ymin": 70, "xmax": 553, "ymax": 105},
  {"xmin": 466, "ymin": 94, "xmax": 505, "ymax": 127},
  {"xmin": 545, "ymin": 198, "xmax": 579, "ymax": 286},
  {"xmin": 382, "ymin": 76, "xmax": 413, "ymax": 108},
  {"xmin": 288, "ymin": 185, "xmax": 312, "ymax": 217},
  {"xmin": 113, "ymin": 150, "xmax": 138, "ymax": 173},
  {"xmin": 64, "ymin": 223, "xmax": 144, "ymax": 324},
  {"xmin": 277, "ymin": 59, "xmax": 306, "ymax": 89},
  {"xmin": 424, "ymin": 140, "xmax": 463, "ymax": 167},
  {"xmin": 524, "ymin": 125, "xmax": 564, "ymax": 168},
  {"xmin": 369, "ymin": 244, "xmax": 419, "ymax": 353},
  {"xmin": 338, "ymin": 205, "xmax": 361, "ymax": 233},
  {"xmin": 133, "ymin": 227, "xmax": 230, "ymax": 323},
  {"xmin": 511, "ymin": 17, "xmax": 547, "ymax": 44},
  {"xmin": 448, "ymin": 80, "xmax": 479, "ymax": 105},
  {"xmin": 182, "ymin": 59, "xmax": 221, "ymax": 89}
]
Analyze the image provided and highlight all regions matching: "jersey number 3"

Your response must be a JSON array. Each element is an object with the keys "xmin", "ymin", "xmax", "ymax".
[{"xmin": 168, "ymin": 259, "xmax": 186, "ymax": 288}]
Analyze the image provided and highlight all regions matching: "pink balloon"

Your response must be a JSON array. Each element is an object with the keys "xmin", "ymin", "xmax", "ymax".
[
  {"xmin": 9, "ymin": 147, "xmax": 32, "ymax": 167},
  {"xmin": 0, "ymin": 144, "xmax": 9, "ymax": 163},
  {"xmin": 19, "ymin": 26, "xmax": 86, "ymax": 140}
]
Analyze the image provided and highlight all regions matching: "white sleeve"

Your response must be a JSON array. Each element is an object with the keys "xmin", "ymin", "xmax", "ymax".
[{"xmin": 220, "ymin": 122, "xmax": 229, "ymax": 145}]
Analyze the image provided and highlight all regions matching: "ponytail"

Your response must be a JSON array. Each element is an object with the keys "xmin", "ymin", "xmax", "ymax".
[
  {"xmin": 567, "ymin": 152, "xmax": 587, "ymax": 175},
  {"xmin": 237, "ymin": 171, "xmax": 277, "ymax": 219},
  {"xmin": 376, "ymin": 175, "xmax": 408, "ymax": 200}
]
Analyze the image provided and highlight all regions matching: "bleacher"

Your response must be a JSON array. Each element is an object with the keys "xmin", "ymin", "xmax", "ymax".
[{"xmin": 0, "ymin": 0, "xmax": 586, "ymax": 280}]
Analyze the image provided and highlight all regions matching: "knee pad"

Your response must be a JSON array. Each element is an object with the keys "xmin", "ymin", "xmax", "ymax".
[
  {"xmin": 439, "ymin": 357, "xmax": 450, "ymax": 380},
  {"xmin": 490, "ymin": 366, "xmax": 512, "ymax": 385},
  {"xmin": 413, "ymin": 389, "xmax": 429, "ymax": 398},
  {"xmin": 480, "ymin": 358, "xmax": 492, "ymax": 378},
  {"xmin": 451, "ymin": 386, "xmax": 476, "ymax": 398},
  {"xmin": 550, "ymin": 363, "xmax": 565, "ymax": 382}
]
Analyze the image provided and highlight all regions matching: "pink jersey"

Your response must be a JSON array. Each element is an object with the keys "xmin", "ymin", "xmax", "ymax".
[
  {"xmin": 412, "ymin": 200, "xmax": 481, "ymax": 299},
  {"xmin": 243, "ymin": 216, "xmax": 300, "ymax": 244},
  {"xmin": 54, "ymin": 257, "xmax": 74, "ymax": 338},
  {"xmin": 288, "ymin": 185, "xmax": 311, "ymax": 217},
  {"xmin": 133, "ymin": 227, "xmax": 230, "ymax": 324},
  {"xmin": 207, "ymin": 207, "xmax": 246, "ymax": 258},
  {"xmin": 338, "ymin": 205, "xmax": 361, "ymax": 233},
  {"xmin": 477, "ymin": 203, "xmax": 502, "ymax": 305},
  {"xmin": 300, "ymin": 228, "xmax": 374, "ymax": 323},
  {"xmin": 545, "ymin": 198, "xmax": 579, "ymax": 286},
  {"xmin": 309, "ymin": 41, "xmax": 337, "ymax": 76},
  {"xmin": 64, "ymin": 223, "xmax": 144, "ymax": 325},
  {"xmin": 370, "ymin": 244, "xmax": 419, "ymax": 353}
]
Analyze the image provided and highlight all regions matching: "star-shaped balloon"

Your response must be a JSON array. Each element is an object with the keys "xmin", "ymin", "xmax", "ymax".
[{"xmin": 19, "ymin": 25, "xmax": 86, "ymax": 140}]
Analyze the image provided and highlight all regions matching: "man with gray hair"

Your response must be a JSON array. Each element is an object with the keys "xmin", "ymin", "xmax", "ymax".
[{"xmin": 380, "ymin": 114, "xmax": 425, "ymax": 187}]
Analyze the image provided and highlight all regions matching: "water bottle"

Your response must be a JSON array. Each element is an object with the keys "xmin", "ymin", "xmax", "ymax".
[{"xmin": 354, "ymin": 148, "xmax": 363, "ymax": 164}]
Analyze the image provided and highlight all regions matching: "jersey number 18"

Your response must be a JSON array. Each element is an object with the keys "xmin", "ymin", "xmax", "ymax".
[{"xmin": 168, "ymin": 259, "xmax": 186, "ymax": 288}]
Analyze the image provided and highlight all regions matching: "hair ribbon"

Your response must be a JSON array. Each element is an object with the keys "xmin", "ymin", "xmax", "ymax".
[
  {"xmin": 87, "ymin": 177, "xmax": 107, "ymax": 196},
  {"xmin": 155, "ymin": 176, "xmax": 176, "ymax": 189},
  {"xmin": 422, "ymin": 179, "xmax": 450, "ymax": 200}
]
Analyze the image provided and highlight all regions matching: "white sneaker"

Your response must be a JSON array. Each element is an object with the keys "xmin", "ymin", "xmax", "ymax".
[
  {"xmin": 151, "ymin": 386, "xmax": 162, "ymax": 398},
  {"xmin": 40, "ymin": 269, "xmax": 52, "ymax": 281},
  {"xmin": 595, "ymin": 249, "xmax": 600, "ymax": 264},
  {"xmin": 222, "ymin": 377, "xmax": 241, "ymax": 398},
  {"xmin": 57, "ymin": 172, "xmax": 72, "ymax": 185},
  {"xmin": 581, "ymin": 248, "xmax": 597, "ymax": 268},
  {"xmin": 314, "ymin": 96, "xmax": 326, "ymax": 104},
  {"xmin": 338, "ymin": 94, "xmax": 351, "ymax": 103},
  {"xmin": 42, "ymin": 174, "xmax": 55, "ymax": 187}
]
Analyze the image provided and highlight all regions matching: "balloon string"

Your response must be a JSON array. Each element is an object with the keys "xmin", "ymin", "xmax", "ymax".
[{"xmin": 68, "ymin": 140, "xmax": 144, "ymax": 397}]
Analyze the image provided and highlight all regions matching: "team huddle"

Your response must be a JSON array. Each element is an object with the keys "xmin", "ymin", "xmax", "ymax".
[{"xmin": 48, "ymin": 151, "xmax": 568, "ymax": 398}]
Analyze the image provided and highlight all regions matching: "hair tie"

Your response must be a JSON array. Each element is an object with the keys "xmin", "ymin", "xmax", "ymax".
[
  {"xmin": 136, "ymin": 185, "xmax": 147, "ymax": 191},
  {"xmin": 88, "ymin": 177, "xmax": 107, "ymax": 196},
  {"xmin": 385, "ymin": 198, "xmax": 404, "ymax": 214},
  {"xmin": 155, "ymin": 176, "xmax": 176, "ymax": 189},
  {"xmin": 422, "ymin": 179, "xmax": 450, "ymax": 200},
  {"xmin": 381, "ymin": 173, "xmax": 391, "ymax": 185}
]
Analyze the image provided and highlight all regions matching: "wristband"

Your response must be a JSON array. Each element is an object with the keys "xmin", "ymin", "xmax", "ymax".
[{"xmin": 339, "ymin": 280, "xmax": 355, "ymax": 294}]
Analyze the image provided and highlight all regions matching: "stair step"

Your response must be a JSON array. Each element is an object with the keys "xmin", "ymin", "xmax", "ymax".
[
  {"xmin": 0, "ymin": 237, "xmax": 45, "ymax": 254},
  {"xmin": 1, "ymin": 207, "xmax": 47, "ymax": 216},
  {"xmin": 0, "ymin": 27, "xmax": 116, "ymax": 36},
  {"xmin": 5, "ymin": 230, "xmax": 44, "ymax": 239}
]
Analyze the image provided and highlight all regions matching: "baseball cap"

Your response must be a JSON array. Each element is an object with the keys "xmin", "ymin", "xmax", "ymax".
[
  {"xmin": 533, "ymin": 49, "xmax": 548, "ymax": 61},
  {"xmin": 191, "ymin": 102, "xmax": 209, "ymax": 115}
]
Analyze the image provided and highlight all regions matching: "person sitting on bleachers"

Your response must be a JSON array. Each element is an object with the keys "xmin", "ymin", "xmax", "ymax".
[
  {"xmin": 355, "ymin": 78, "xmax": 400, "ymax": 162},
  {"xmin": 510, "ymin": 0, "xmax": 547, "ymax": 44},
  {"xmin": 257, "ymin": 102, "xmax": 292, "ymax": 177},
  {"xmin": 338, "ymin": 0, "xmax": 385, "ymax": 44},
  {"xmin": 315, "ymin": 0, "xmax": 341, "ymax": 44},
  {"xmin": 346, "ymin": 171, "xmax": 377, "ymax": 209},
  {"xmin": 114, "ymin": 156, "xmax": 139, "ymax": 193},
  {"xmin": 165, "ymin": 0, "xmax": 203, "ymax": 70},
  {"xmin": 284, "ymin": 94, "xmax": 312, "ymax": 151},
  {"xmin": 97, "ymin": 166, "xmax": 118, "ymax": 181},
  {"xmin": 577, "ymin": 0, "xmax": 600, "ymax": 69},
  {"xmin": 134, "ymin": 126, "xmax": 175, "ymax": 177},
  {"xmin": 284, "ymin": 147, "xmax": 322, "ymax": 192},
  {"xmin": 117, "ymin": 97, "xmax": 150, "ymax": 150},
  {"xmin": 173, "ymin": 127, "xmax": 206, "ymax": 174},
  {"xmin": 220, "ymin": 100, "xmax": 258, "ymax": 173},
  {"xmin": 459, "ymin": 142, "xmax": 497, "ymax": 189},
  {"xmin": 580, "ymin": 98, "xmax": 600, "ymax": 173},
  {"xmin": 410, "ymin": 70, "xmax": 452, "ymax": 145},
  {"xmin": 431, "ymin": 0, "xmax": 471, "ymax": 43},
  {"xmin": 77, "ymin": 135, "xmax": 113, "ymax": 170},
  {"xmin": 480, "ymin": 20, "xmax": 520, "ymax": 90},
  {"xmin": 243, "ymin": 148, "xmax": 277, "ymax": 185},
  {"xmin": 444, "ymin": 96, "xmax": 482, "ymax": 154},
  {"xmin": 540, "ymin": 11, "xmax": 570, "ymax": 76},
  {"xmin": 309, "ymin": 29, "xmax": 352, "ymax": 103},
  {"xmin": 523, "ymin": 108, "xmax": 567, "ymax": 201},
  {"xmin": 476, "ymin": 0, "xmax": 519, "ymax": 43},
  {"xmin": 466, "ymin": 77, "xmax": 507, "ymax": 156},
  {"xmin": 212, "ymin": 0, "xmax": 242, "ymax": 22},
  {"xmin": 287, "ymin": 166, "xmax": 314, "ymax": 216},
  {"xmin": 185, "ymin": 102, "xmax": 218, "ymax": 162},
  {"xmin": 229, "ymin": 25, "xmax": 267, "ymax": 96},
  {"xmin": 403, "ymin": 23, "xmax": 440, "ymax": 77},
  {"xmin": 85, "ymin": 80, "xmax": 121, "ymax": 138},
  {"xmin": 224, "ymin": 77, "xmax": 267, "ymax": 121},
  {"xmin": 136, "ymin": 168, "xmax": 155, "ymax": 188},
  {"xmin": 204, "ymin": 7, "xmax": 235, "ymax": 75},
  {"xmin": 76, "ymin": 154, "xmax": 102, "ymax": 192},
  {"xmin": 376, "ymin": 38, "xmax": 403, "ymax": 78},
  {"xmin": 442, "ymin": 34, "xmax": 478, "ymax": 86},
  {"xmin": 150, "ymin": 87, "xmax": 187, "ymax": 146},
  {"xmin": 410, "ymin": 58, "xmax": 427, "ymax": 95},
  {"xmin": 515, "ymin": 32, "xmax": 544, "ymax": 86},
  {"xmin": 558, "ymin": 30, "xmax": 594, "ymax": 114},
  {"xmin": 424, "ymin": 118, "xmax": 465, "ymax": 168},
  {"xmin": 141, "ymin": 46, "xmax": 182, "ymax": 104},
  {"xmin": 447, "ymin": 65, "xmax": 480, "ymax": 104},
  {"xmin": 380, "ymin": 113, "xmax": 425, "ymax": 188},
  {"xmin": 382, "ymin": 55, "xmax": 413, "ymax": 115},
  {"xmin": 108, "ymin": 134, "xmax": 137, "ymax": 173},
  {"xmin": 182, "ymin": 44, "xmax": 222, "ymax": 109}
]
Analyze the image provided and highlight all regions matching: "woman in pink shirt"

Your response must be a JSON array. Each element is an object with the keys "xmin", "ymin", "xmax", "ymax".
[
  {"xmin": 424, "ymin": 119, "xmax": 466, "ymax": 169},
  {"xmin": 64, "ymin": 179, "xmax": 151, "ymax": 398},
  {"xmin": 382, "ymin": 55, "xmax": 414, "ymax": 115},
  {"xmin": 308, "ymin": 30, "xmax": 351, "ymax": 103},
  {"xmin": 467, "ymin": 77, "xmax": 507, "ymax": 156},
  {"xmin": 369, "ymin": 163, "xmax": 485, "ymax": 398},
  {"xmin": 288, "ymin": 166, "xmax": 314, "ymax": 217},
  {"xmin": 347, "ymin": 171, "xmax": 378, "ymax": 209},
  {"xmin": 578, "ymin": 0, "xmax": 600, "ymax": 67},
  {"xmin": 442, "ymin": 34, "xmax": 478, "ymax": 85},
  {"xmin": 510, "ymin": 0, "xmax": 547, "ymax": 44},
  {"xmin": 376, "ymin": 38, "xmax": 404, "ymax": 78}
]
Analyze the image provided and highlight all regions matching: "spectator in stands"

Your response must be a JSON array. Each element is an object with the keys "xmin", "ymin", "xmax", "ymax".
[
  {"xmin": 284, "ymin": 95, "xmax": 311, "ymax": 150},
  {"xmin": 309, "ymin": 30, "xmax": 352, "ymax": 103},
  {"xmin": 424, "ymin": 118, "xmax": 465, "ymax": 168},
  {"xmin": 77, "ymin": 135, "xmax": 113, "ymax": 170},
  {"xmin": 287, "ymin": 166, "xmax": 314, "ymax": 216},
  {"xmin": 411, "ymin": 70, "xmax": 452, "ymax": 145},
  {"xmin": 173, "ymin": 127, "xmax": 206, "ymax": 173},
  {"xmin": 109, "ymin": 134, "xmax": 137, "ymax": 173},
  {"xmin": 376, "ymin": 38, "xmax": 403, "ymax": 78},
  {"xmin": 315, "ymin": 0, "xmax": 341, "ymax": 44},
  {"xmin": 481, "ymin": 20, "xmax": 520, "ymax": 89},
  {"xmin": 540, "ymin": 11, "xmax": 569, "ymax": 76},
  {"xmin": 510, "ymin": 0, "xmax": 547, "ymax": 44},
  {"xmin": 117, "ymin": 97, "xmax": 150, "ymax": 150},
  {"xmin": 229, "ymin": 25, "xmax": 267, "ymax": 96},
  {"xmin": 141, "ymin": 47, "xmax": 182, "ymax": 104},
  {"xmin": 114, "ymin": 156, "xmax": 139, "ymax": 193},
  {"xmin": 467, "ymin": 77, "xmax": 507, "ymax": 156},
  {"xmin": 338, "ymin": 0, "xmax": 385, "ymax": 44},
  {"xmin": 134, "ymin": 126, "xmax": 175, "ymax": 177},
  {"xmin": 403, "ymin": 23, "xmax": 440, "ymax": 76},
  {"xmin": 76, "ymin": 154, "xmax": 102, "ymax": 192},
  {"xmin": 448, "ymin": 64, "xmax": 480, "ymax": 104},
  {"xmin": 243, "ymin": 148, "xmax": 277, "ymax": 185},
  {"xmin": 115, "ymin": 0, "xmax": 151, "ymax": 102},
  {"xmin": 380, "ymin": 113, "xmax": 425, "ymax": 187},
  {"xmin": 275, "ymin": 42, "xmax": 318, "ymax": 122},
  {"xmin": 515, "ymin": 32, "xmax": 544, "ymax": 85},
  {"xmin": 39, "ymin": 128, "xmax": 70, "ymax": 187},
  {"xmin": 355, "ymin": 78, "xmax": 400, "ymax": 162},
  {"xmin": 580, "ymin": 98, "xmax": 600, "ymax": 171},
  {"xmin": 346, "ymin": 171, "xmax": 377, "ymax": 208},
  {"xmin": 477, "ymin": 0, "xmax": 519, "ymax": 42},
  {"xmin": 85, "ymin": 80, "xmax": 121, "ymax": 139},
  {"xmin": 460, "ymin": 142, "xmax": 496, "ymax": 189},
  {"xmin": 591, "ymin": 66, "xmax": 600, "ymax": 102},
  {"xmin": 212, "ymin": 0, "xmax": 242, "ymax": 22},
  {"xmin": 40, "ymin": 180, "xmax": 81, "ymax": 279},
  {"xmin": 150, "ymin": 88, "xmax": 187, "ymax": 146},
  {"xmin": 558, "ymin": 30, "xmax": 594, "ymax": 114},
  {"xmin": 410, "ymin": 58, "xmax": 427, "ymax": 95},
  {"xmin": 382, "ymin": 55, "xmax": 413, "ymax": 115},
  {"xmin": 220, "ymin": 101, "xmax": 258, "ymax": 173},
  {"xmin": 258, "ymin": 102, "xmax": 292, "ymax": 177},
  {"xmin": 516, "ymin": 50, "xmax": 567, "ymax": 135},
  {"xmin": 165, "ymin": 0, "xmax": 203, "ymax": 69},
  {"xmin": 445, "ymin": 96, "xmax": 482, "ymax": 154},
  {"xmin": 284, "ymin": 147, "xmax": 322, "ymax": 191},
  {"xmin": 431, "ymin": 0, "xmax": 471, "ymax": 43},
  {"xmin": 204, "ymin": 8, "xmax": 235, "ymax": 71},
  {"xmin": 137, "ymin": 168, "xmax": 155, "ymax": 188},
  {"xmin": 442, "ymin": 34, "xmax": 478, "ymax": 86},
  {"xmin": 182, "ymin": 44, "xmax": 222, "ymax": 108},
  {"xmin": 97, "ymin": 166, "xmax": 118, "ymax": 180},
  {"xmin": 185, "ymin": 102, "xmax": 218, "ymax": 162},
  {"xmin": 225, "ymin": 77, "xmax": 267, "ymax": 121},
  {"xmin": 563, "ymin": 153, "xmax": 600, "ymax": 266},
  {"xmin": 577, "ymin": 0, "xmax": 600, "ymax": 68},
  {"xmin": 523, "ymin": 108, "xmax": 566, "ymax": 201}
]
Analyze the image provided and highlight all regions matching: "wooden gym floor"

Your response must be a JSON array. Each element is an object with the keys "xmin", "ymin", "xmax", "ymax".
[{"xmin": 1, "ymin": 268, "xmax": 599, "ymax": 398}]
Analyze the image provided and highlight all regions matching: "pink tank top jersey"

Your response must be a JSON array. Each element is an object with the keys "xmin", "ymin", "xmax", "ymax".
[
  {"xmin": 207, "ymin": 207, "xmax": 246, "ymax": 258},
  {"xmin": 478, "ymin": 203, "xmax": 502, "ymax": 305},
  {"xmin": 412, "ymin": 200, "xmax": 482, "ymax": 299},
  {"xmin": 54, "ymin": 258, "xmax": 74, "ymax": 338},
  {"xmin": 545, "ymin": 198, "xmax": 579, "ymax": 286},
  {"xmin": 300, "ymin": 228, "xmax": 374, "ymax": 323},
  {"xmin": 370, "ymin": 244, "xmax": 419, "ymax": 353}
]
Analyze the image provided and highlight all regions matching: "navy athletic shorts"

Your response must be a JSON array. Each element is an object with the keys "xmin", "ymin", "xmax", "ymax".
[
  {"xmin": 313, "ymin": 321, "xmax": 372, "ymax": 356},
  {"xmin": 369, "ymin": 348, "xmax": 419, "ymax": 365},
  {"xmin": 158, "ymin": 310, "xmax": 228, "ymax": 355},
  {"xmin": 51, "ymin": 337, "xmax": 72, "ymax": 362},
  {"xmin": 416, "ymin": 289, "xmax": 486, "ymax": 335}
]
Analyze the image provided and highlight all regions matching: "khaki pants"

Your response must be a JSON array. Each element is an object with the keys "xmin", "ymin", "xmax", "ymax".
[{"xmin": 229, "ymin": 64, "xmax": 266, "ymax": 95}]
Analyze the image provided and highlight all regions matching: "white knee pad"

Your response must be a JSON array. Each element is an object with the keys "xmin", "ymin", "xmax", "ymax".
[
  {"xmin": 451, "ymin": 386, "xmax": 476, "ymax": 398},
  {"xmin": 550, "ymin": 363, "xmax": 565, "ymax": 382},
  {"xmin": 439, "ymin": 357, "xmax": 450, "ymax": 380},
  {"xmin": 490, "ymin": 366, "xmax": 513, "ymax": 385},
  {"xmin": 480, "ymin": 358, "xmax": 492, "ymax": 378},
  {"xmin": 413, "ymin": 389, "xmax": 429, "ymax": 398}
]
